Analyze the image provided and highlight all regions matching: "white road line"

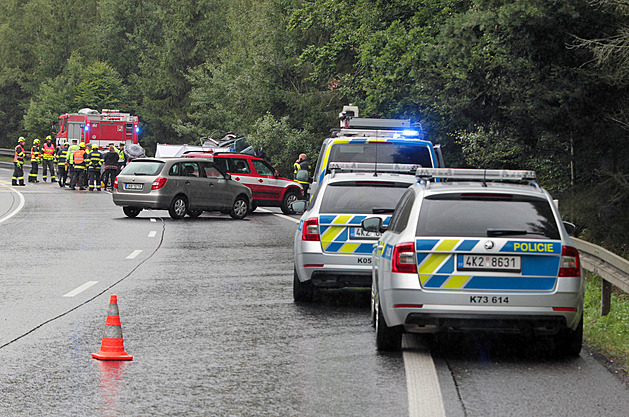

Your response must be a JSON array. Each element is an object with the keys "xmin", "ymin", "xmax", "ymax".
[
  {"xmin": 126, "ymin": 250, "xmax": 143, "ymax": 259},
  {"xmin": 150, "ymin": 218, "xmax": 156, "ymax": 222},
  {"xmin": 63, "ymin": 281, "xmax": 98, "ymax": 297},
  {"xmin": 148, "ymin": 231, "xmax": 157, "ymax": 238},
  {"xmin": 258, "ymin": 207, "xmax": 300, "ymax": 223},
  {"xmin": 403, "ymin": 335, "xmax": 446, "ymax": 417},
  {"xmin": 0, "ymin": 187, "xmax": 25, "ymax": 224}
]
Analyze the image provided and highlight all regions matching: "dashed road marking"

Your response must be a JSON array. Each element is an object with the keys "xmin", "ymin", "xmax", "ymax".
[
  {"xmin": 150, "ymin": 218, "xmax": 157, "ymax": 222},
  {"xmin": 148, "ymin": 231, "xmax": 157, "ymax": 238},
  {"xmin": 126, "ymin": 250, "xmax": 143, "ymax": 259},
  {"xmin": 63, "ymin": 281, "xmax": 98, "ymax": 297}
]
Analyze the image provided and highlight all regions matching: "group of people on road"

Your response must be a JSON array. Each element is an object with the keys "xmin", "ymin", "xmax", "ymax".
[{"xmin": 12, "ymin": 136, "xmax": 127, "ymax": 191}]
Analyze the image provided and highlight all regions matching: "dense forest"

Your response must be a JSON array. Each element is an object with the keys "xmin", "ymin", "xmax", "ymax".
[{"xmin": 1, "ymin": 0, "xmax": 628, "ymax": 250}]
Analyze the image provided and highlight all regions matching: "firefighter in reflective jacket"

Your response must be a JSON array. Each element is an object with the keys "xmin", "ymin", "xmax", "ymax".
[
  {"xmin": 65, "ymin": 139, "xmax": 80, "ymax": 186},
  {"xmin": 12, "ymin": 136, "xmax": 26, "ymax": 186},
  {"xmin": 293, "ymin": 153, "xmax": 312, "ymax": 198},
  {"xmin": 87, "ymin": 145, "xmax": 103, "ymax": 191},
  {"xmin": 56, "ymin": 142, "xmax": 70, "ymax": 187},
  {"xmin": 29, "ymin": 138, "xmax": 41, "ymax": 182},
  {"xmin": 69, "ymin": 142, "xmax": 87, "ymax": 190},
  {"xmin": 41, "ymin": 135, "xmax": 56, "ymax": 182}
]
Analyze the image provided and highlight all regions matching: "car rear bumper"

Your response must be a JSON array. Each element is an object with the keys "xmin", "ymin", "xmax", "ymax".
[
  {"xmin": 112, "ymin": 192, "xmax": 171, "ymax": 209},
  {"xmin": 295, "ymin": 250, "xmax": 374, "ymax": 288}
]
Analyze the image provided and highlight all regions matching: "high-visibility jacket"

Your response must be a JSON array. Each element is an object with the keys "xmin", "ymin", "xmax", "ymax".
[
  {"xmin": 14, "ymin": 144, "xmax": 25, "ymax": 163},
  {"xmin": 42, "ymin": 143, "xmax": 55, "ymax": 160},
  {"xmin": 293, "ymin": 159, "xmax": 312, "ymax": 184},
  {"xmin": 66, "ymin": 144, "xmax": 80, "ymax": 164},
  {"xmin": 117, "ymin": 148, "xmax": 125, "ymax": 163},
  {"xmin": 87, "ymin": 150, "xmax": 103, "ymax": 170},
  {"xmin": 56, "ymin": 147, "xmax": 69, "ymax": 164},
  {"xmin": 71, "ymin": 150, "xmax": 87, "ymax": 170},
  {"xmin": 30, "ymin": 145, "xmax": 41, "ymax": 162}
]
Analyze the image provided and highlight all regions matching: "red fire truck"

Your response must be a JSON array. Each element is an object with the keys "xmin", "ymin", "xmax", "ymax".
[{"xmin": 54, "ymin": 108, "xmax": 140, "ymax": 148}]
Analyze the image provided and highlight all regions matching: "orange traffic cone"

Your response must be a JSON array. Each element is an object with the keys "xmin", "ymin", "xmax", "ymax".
[{"xmin": 92, "ymin": 294, "xmax": 133, "ymax": 361}]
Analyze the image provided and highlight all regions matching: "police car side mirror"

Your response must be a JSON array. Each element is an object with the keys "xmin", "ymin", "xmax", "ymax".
[
  {"xmin": 362, "ymin": 217, "xmax": 386, "ymax": 234},
  {"xmin": 563, "ymin": 221, "xmax": 577, "ymax": 237},
  {"xmin": 291, "ymin": 200, "xmax": 307, "ymax": 214}
]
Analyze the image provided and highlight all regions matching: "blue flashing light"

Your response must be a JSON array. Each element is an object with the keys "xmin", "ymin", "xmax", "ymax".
[
  {"xmin": 135, "ymin": 127, "xmax": 140, "ymax": 133},
  {"xmin": 402, "ymin": 129, "xmax": 419, "ymax": 136},
  {"xmin": 84, "ymin": 126, "xmax": 89, "ymax": 131}
]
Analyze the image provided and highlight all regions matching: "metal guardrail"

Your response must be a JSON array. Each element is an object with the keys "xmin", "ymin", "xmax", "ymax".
[{"xmin": 573, "ymin": 238, "xmax": 629, "ymax": 316}]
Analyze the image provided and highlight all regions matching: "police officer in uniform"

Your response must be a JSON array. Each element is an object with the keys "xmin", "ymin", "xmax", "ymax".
[
  {"xmin": 29, "ymin": 138, "xmax": 41, "ymax": 182},
  {"xmin": 116, "ymin": 142, "xmax": 127, "ymax": 174},
  {"xmin": 13, "ymin": 137, "xmax": 27, "ymax": 186},
  {"xmin": 66, "ymin": 139, "xmax": 80, "ymax": 188},
  {"xmin": 41, "ymin": 135, "xmax": 56, "ymax": 182}
]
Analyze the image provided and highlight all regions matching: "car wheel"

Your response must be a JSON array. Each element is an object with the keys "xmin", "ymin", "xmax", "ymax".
[
  {"xmin": 281, "ymin": 190, "xmax": 300, "ymax": 214},
  {"xmin": 554, "ymin": 315, "xmax": 583, "ymax": 357},
  {"xmin": 169, "ymin": 195, "xmax": 188, "ymax": 219},
  {"xmin": 123, "ymin": 206, "xmax": 142, "ymax": 218},
  {"xmin": 187, "ymin": 210, "xmax": 203, "ymax": 218},
  {"xmin": 293, "ymin": 268, "xmax": 314, "ymax": 302},
  {"xmin": 375, "ymin": 302, "xmax": 402, "ymax": 352},
  {"xmin": 229, "ymin": 195, "xmax": 248, "ymax": 219}
]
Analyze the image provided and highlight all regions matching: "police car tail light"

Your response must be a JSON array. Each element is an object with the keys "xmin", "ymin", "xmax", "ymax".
[
  {"xmin": 302, "ymin": 218, "xmax": 320, "ymax": 241},
  {"xmin": 392, "ymin": 242, "xmax": 417, "ymax": 273},
  {"xmin": 151, "ymin": 177, "xmax": 168, "ymax": 190},
  {"xmin": 559, "ymin": 246, "xmax": 581, "ymax": 277}
]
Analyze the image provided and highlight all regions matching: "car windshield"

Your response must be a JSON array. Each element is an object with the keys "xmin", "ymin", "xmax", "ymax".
[
  {"xmin": 120, "ymin": 161, "xmax": 164, "ymax": 176},
  {"xmin": 328, "ymin": 143, "xmax": 433, "ymax": 167},
  {"xmin": 319, "ymin": 182, "xmax": 410, "ymax": 214},
  {"xmin": 416, "ymin": 193, "xmax": 560, "ymax": 239}
]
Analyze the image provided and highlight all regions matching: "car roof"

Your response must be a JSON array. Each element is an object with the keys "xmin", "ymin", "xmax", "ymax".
[
  {"xmin": 322, "ymin": 171, "xmax": 418, "ymax": 186},
  {"xmin": 183, "ymin": 152, "xmax": 261, "ymax": 160},
  {"xmin": 411, "ymin": 180, "xmax": 549, "ymax": 198}
]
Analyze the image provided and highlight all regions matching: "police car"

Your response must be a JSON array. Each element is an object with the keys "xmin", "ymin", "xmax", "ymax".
[
  {"xmin": 292, "ymin": 165, "xmax": 417, "ymax": 302},
  {"xmin": 362, "ymin": 168, "xmax": 583, "ymax": 355}
]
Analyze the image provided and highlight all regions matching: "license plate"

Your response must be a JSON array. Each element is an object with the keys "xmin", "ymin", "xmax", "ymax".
[
  {"xmin": 457, "ymin": 255, "xmax": 521, "ymax": 272},
  {"xmin": 124, "ymin": 183, "xmax": 143, "ymax": 190},
  {"xmin": 350, "ymin": 227, "xmax": 382, "ymax": 240}
]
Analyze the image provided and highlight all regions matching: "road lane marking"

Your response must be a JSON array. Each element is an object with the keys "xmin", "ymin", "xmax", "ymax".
[
  {"xmin": 126, "ymin": 250, "xmax": 143, "ymax": 259},
  {"xmin": 403, "ymin": 335, "xmax": 446, "ymax": 417},
  {"xmin": 148, "ymin": 231, "xmax": 157, "ymax": 238},
  {"xmin": 150, "ymin": 218, "xmax": 157, "ymax": 222},
  {"xmin": 258, "ymin": 207, "xmax": 300, "ymax": 223},
  {"xmin": 63, "ymin": 281, "xmax": 98, "ymax": 297},
  {"xmin": 0, "ymin": 186, "xmax": 25, "ymax": 224}
]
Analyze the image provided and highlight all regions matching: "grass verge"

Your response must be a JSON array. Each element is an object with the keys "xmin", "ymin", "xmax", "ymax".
[{"xmin": 584, "ymin": 271, "xmax": 629, "ymax": 372}]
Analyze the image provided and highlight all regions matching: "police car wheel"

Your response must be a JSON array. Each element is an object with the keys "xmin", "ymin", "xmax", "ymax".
[
  {"xmin": 281, "ymin": 190, "xmax": 299, "ymax": 214},
  {"xmin": 229, "ymin": 196, "xmax": 248, "ymax": 219},
  {"xmin": 293, "ymin": 268, "xmax": 314, "ymax": 302},
  {"xmin": 555, "ymin": 315, "xmax": 583, "ymax": 357},
  {"xmin": 375, "ymin": 302, "xmax": 402, "ymax": 352},
  {"xmin": 123, "ymin": 206, "xmax": 142, "ymax": 218},
  {"xmin": 169, "ymin": 195, "xmax": 188, "ymax": 219}
]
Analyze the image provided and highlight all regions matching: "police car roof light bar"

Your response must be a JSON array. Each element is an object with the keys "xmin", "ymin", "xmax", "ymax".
[
  {"xmin": 416, "ymin": 168, "xmax": 536, "ymax": 182},
  {"xmin": 329, "ymin": 162, "xmax": 420, "ymax": 174}
]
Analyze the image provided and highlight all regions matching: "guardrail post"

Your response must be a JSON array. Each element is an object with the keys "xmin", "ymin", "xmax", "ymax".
[{"xmin": 601, "ymin": 279, "xmax": 611, "ymax": 316}]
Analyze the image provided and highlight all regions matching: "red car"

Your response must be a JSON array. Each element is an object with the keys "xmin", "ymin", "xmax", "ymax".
[{"xmin": 183, "ymin": 152, "xmax": 303, "ymax": 214}]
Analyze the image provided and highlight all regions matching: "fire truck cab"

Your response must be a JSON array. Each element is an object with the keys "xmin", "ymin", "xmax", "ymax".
[{"xmin": 54, "ymin": 108, "xmax": 139, "ymax": 148}]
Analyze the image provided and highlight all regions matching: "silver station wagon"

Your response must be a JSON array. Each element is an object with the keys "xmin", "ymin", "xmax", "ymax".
[
  {"xmin": 363, "ymin": 169, "xmax": 583, "ymax": 355},
  {"xmin": 113, "ymin": 157, "xmax": 252, "ymax": 220}
]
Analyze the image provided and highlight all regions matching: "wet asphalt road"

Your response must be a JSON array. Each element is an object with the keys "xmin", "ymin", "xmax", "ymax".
[{"xmin": 1, "ymin": 168, "xmax": 629, "ymax": 416}]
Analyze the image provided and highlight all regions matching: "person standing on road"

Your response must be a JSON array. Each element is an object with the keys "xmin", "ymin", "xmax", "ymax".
[
  {"xmin": 87, "ymin": 144, "xmax": 103, "ymax": 191},
  {"xmin": 29, "ymin": 138, "xmax": 41, "ymax": 183},
  {"xmin": 69, "ymin": 142, "xmax": 87, "ymax": 190},
  {"xmin": 102, "ymin": 143, "xmax": 119, "ymax": 191},
  {"xmin": 56, "ymin": 142, "xmax": 70, "ymax": 187},
  {"xmin": 12, "ymin": 136, "xmax": 26, "ymax": 186},
  {"xmin": 41, "ymin": 135, "xmax": 56, "ymax": 183},
  {"xmin": 293, "ymin": 153, "xmax": 312, "ymax": 199},
  {"xmin": 116, "ymin": 142, "xmax": 127, "ymax": 174},
  {"xmin": 66, "ymin": 139, "xmax": 79, "ymax": 188}
]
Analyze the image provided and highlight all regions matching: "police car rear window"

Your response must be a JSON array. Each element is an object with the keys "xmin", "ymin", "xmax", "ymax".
[
  {"xmin": 120, "ymin": 161, "xmax": 164, "ymax": 176},
  {"xmin": 415, "ymin": 194, "xmax": 560, "ymax": 239},
  {"xmin": 329, "ymin": 143, "xmax": 433, "ymax": 167},
  {"xmin": 319, "ymin": 183, "xmax": 409, "ymax": 214}
]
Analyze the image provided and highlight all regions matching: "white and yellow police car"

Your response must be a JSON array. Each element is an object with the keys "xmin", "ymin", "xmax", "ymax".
[
  {"xmin": 292, "ymin": 166, "xmax": 417, "ymax": 302},
  {"xmin": 362, "ymin": 168, "xmax": 583, "ymax": 355}
]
